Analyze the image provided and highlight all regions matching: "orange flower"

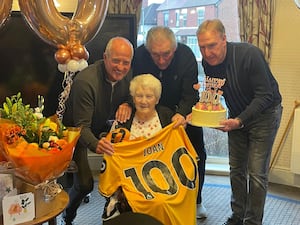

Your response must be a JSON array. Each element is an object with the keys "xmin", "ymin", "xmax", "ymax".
[{"xmin": 8, "ymin": 203, "xmax": 22, "ymax": 215}]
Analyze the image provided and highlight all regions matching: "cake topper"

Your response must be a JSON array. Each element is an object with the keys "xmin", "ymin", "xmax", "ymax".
[{"xmin": 193, "ymin": 76, "xmax": 226, "ymax": 111}]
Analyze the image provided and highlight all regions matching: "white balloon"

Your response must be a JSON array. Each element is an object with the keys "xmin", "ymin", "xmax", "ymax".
[
  {"xmin": 58, "ymin": 64, "xmax": 67, "ymax": 73},
  {"xmin": 67, "ymin": 60, "xmax": 79, "ymax": 72},
  {"xmin": 78, "ymin": 59, "xmax": 88, "ymax": 71}
]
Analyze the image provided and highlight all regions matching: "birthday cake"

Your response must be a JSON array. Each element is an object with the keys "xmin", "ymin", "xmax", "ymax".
[{"xmin": 191, "ymin": 77, "xmax": 227, "ymax": 128}]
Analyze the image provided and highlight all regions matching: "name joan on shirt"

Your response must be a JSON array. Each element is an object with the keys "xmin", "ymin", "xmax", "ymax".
[{"xmin": 143, "ymin": 142, "xmax": 164, "ymax": 156}]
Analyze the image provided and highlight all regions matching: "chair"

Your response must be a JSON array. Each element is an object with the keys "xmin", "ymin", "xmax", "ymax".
[{"xmin": 102, "ymin": 212, "xmax": 163, "ymax": 225}]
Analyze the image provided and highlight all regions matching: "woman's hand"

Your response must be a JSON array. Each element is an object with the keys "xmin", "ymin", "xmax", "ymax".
[{"xmin": 96, "ymin": 137, "xmax": 114, "ymax": 156}]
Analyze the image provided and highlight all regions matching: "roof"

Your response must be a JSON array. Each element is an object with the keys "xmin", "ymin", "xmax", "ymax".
[
  {"xmin": 143, "ymin": 3, "xmax": 160, "ymax": 25},
  {"xmin": 157, "ymin": 0, "xmax": 220, "ymax": 11}
]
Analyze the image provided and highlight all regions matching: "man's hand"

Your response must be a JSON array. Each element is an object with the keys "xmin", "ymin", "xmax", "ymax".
[
  {"xmin": 172, "ymin": 113, "xmax": 187, "ymax": 128},
  {"xmin": 219, "ymin": 118, "xmax": 243, "ymax": 132},
  {"xmin": 115, "ymin": 103, "xmax": 132, "ymax": 123},
  {"xmin": 96, "ymin": 137, "xmax": 114, "ymax": 155},
  {"xmin": 186, "ymin": 113, "xmax": 192, "ymax": 123}
]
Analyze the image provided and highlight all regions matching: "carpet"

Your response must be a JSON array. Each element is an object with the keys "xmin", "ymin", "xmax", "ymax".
[{"xmin": 57, "ymin": 182, "xmax": 300, "ymax": 225}]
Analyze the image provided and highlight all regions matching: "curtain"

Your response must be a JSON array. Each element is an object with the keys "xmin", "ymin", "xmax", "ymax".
[
  {"xmin": 108, "ymin": 0, "xmax": 143, "ymax": 26},
  {"xmin": 238, "ymin": 0, "xmax": 275, "ymax": 62}
]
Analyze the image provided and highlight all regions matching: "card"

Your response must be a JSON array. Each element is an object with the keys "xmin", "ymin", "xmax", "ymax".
[
  {"xmin": 0, "ymin": 174, "xmax": 14, "ymax": 199},
  {"xmin": 0, "ymin": 173, "xmax": 14, "ymax": 216},
  {"xmin": 2, "ymin": 192, "xmax": 35, "ymax": 225}
]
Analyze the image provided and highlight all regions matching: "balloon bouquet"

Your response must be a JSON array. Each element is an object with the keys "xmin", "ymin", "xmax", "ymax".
[
  {"xmin": 18, "ymin": 0, "xmax": 109, "ymax": 120},
  {"xmin": 0, "ymin": 0, "xmax": 109, "ymax": 198}
]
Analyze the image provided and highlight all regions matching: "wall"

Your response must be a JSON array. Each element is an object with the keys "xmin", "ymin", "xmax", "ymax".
[{"xmin": 268, "ymin": 0, "xmax": 300, "ymax": 187}]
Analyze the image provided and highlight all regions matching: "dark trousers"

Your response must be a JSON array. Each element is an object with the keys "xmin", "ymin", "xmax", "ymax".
[
  {"xmin": 186, "ymin": 124, "xmax": 206, "ymax": 204},
  {"xmin": 59, "ymin": 144, "xmax": 94, "ymax": 222},
  {"xmin": 229, "ymin": 104, "xmax": 282, "ymax": 225}
]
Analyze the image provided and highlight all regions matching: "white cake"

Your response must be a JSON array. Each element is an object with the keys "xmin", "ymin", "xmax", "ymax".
[{"xmin": 191, "ymin": 105, "xmax": 226, "ymax": 128}]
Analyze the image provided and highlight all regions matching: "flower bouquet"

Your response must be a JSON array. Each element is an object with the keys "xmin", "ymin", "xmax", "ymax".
[{"xmin": 0, "ymin": 93, "xmax": 81, "ymax": 185}]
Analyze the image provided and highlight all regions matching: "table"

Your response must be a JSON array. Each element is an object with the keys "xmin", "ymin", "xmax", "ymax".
[{"xmin": 0, "ymin": 190, "xmax": 69, "ymax": 225}]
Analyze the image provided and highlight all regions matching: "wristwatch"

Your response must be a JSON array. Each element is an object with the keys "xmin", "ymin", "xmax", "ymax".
[
  {"xmin": 235, "ymin": 117, "xmax": 244, "ymax": 129},
  {"xmin": 295, "ymin": 0, "xmax": 300, "ymax": 9}
]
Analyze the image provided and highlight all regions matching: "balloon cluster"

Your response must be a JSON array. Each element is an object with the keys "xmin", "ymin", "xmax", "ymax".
[{"xmin": 55, "ymin": 42, "xmax": 89, "ymax": 73}]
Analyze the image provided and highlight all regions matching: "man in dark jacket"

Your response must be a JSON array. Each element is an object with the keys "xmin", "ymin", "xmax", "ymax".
[
  {"xmin": 61, "ymin": 37, "xmax": 134, "ymax": 225},
  {"xmin": 132, "ymin": 26, "xmax": 207, "ymax": 219},
  {"xmin": 197, "ymin": 19, "xmax": 282, "ymax": 225}
]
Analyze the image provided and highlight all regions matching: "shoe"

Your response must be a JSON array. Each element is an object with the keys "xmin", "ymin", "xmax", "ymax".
[
  {"xmin": 60, "ymin": 216, "xmax": 74, "ymax": 225},
  {"xmin": 196, "ymin": 203, "xmax": 207, "ymax": 219},
  {"xmin": 222, "ymin": 216, "xmax": 243, "ymax": 225}
]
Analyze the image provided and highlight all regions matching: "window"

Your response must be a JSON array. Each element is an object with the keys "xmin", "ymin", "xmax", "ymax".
[
  {"xmin": 175, "ymin": 10, "xmax": 180, "ymax": 27},
  {"xmin": 180, "ymin": 9, "xmax": 187, "ymax": 27},
  {"xmin": 187, "ymin": 36, "xmax": 201, "ymax": 60},
  {"xmin": 163, "ymin": 11, "xmax": 169, "ymax": 26},
  {"xmin": 197, "ymin": 7, "xmax": 205, "ymax": 25}
]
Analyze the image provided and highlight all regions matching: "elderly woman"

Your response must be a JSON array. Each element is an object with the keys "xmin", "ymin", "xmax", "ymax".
[
  {"xmin": 98, "ymin": 74, "xmax": 199, "ymax": 225},
  {"xmin": 97, "ymin": 74, "xmax": 174, "ymax": 219},
  {"xmin": 97, "ymin": 73, "xmax": 175, "ymax": 155}
]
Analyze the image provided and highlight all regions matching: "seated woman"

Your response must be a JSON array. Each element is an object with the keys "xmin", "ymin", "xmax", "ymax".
[
  {"xmin": 98, "ymin": 73, "xmax": 174, "ymax": 215},
  {"xmin": 97, "ymin": 74, "xmax": 198, "ymax": 225}
]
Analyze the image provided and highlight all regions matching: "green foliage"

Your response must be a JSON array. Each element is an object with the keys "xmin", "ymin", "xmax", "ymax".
[{"xmin": 0, "ymin": 92, "xmax": 45, "ymax": 143}]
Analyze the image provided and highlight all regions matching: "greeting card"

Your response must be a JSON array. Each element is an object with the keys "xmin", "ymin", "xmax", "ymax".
[{"xmin": 2, "ymin": 192, "xmax": 35, "ymax": 225}]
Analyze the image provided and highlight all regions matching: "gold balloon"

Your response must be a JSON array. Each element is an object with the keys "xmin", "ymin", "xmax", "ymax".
[
  {"xmin": 18, "ymin": 0, "xmax": 109, "ymax": 47},
  {"xmin": 0, "ymin": 0, "xmax": 13, "ymax": 29},
  {"xmin": 72, "ymin": 0, "xmax": 110, "ymax": 45},
  {"xmin": 55, "ymin": 48, "xmax": 71, "ymax": 65},
  {"xmin": 70, "ymin": 44, "xmax": 89, "ymax": 61}
]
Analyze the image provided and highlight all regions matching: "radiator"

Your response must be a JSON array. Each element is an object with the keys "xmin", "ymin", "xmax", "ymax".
[{"xmin": 291, "ymin": 107, "xmax": 300, "ymax": 174}]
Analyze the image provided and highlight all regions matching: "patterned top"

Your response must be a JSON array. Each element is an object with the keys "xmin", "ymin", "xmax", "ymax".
[{"xmin": 130, "ymin": 112, "xmax": 162, "ymax": 140}]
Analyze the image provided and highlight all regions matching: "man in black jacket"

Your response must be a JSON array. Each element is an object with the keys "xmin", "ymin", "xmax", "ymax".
[
  {"xmin": 132, "ymin": 26, "xmax": 207, "ymax": 219},
  {"xmin": 197, "ymin": 19, "xmax": 282, "ymax": 225},
  {"xmin": 62, "ymin": 37, "xmax": 134, "ymax": 225}
]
